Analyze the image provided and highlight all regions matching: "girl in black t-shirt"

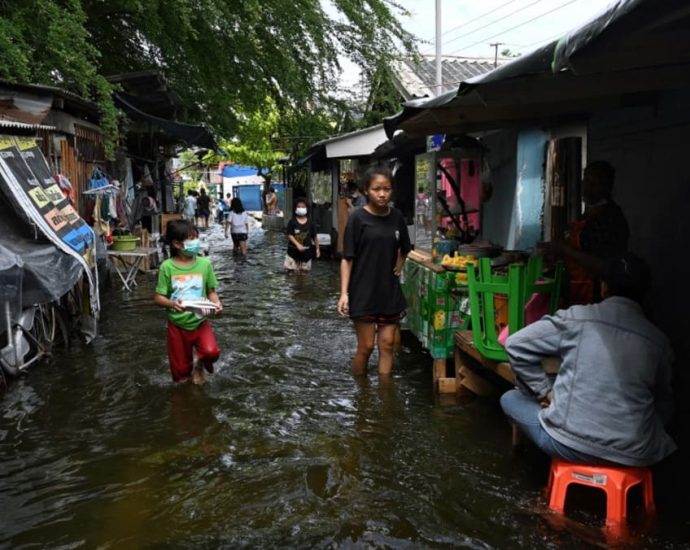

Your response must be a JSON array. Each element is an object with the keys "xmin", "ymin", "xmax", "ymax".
[
  {"xmin": 284, "ymin": 198, "xmax": 320, "ymax": 272},
  {"xmin": 337, "ymin": 166, "xmax": 411, "ymax": 376}
]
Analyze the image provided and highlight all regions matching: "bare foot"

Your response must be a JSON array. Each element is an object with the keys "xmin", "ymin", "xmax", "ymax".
[{"xmin": 192, "ymin": 367, "xmax": 206, "ymax": 385}]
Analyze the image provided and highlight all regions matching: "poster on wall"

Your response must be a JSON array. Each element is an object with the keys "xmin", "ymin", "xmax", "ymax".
[{"xmin": 0, "ymin": 135, "xmax": 99, "ymax": 312}]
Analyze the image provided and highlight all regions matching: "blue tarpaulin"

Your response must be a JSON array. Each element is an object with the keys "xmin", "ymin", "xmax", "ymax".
[{"xmin": 221, "ymin": 164, "xmax": 259, "ymax": 178}]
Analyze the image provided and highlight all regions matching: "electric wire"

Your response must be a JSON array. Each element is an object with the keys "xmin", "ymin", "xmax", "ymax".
[
  {"xmin": 419, "ymin": 0, "xmax": 521, "ymax": 43},
  {"xmin": 447, "ymin": 0, "xmax": 582, "ymax": 56},
  {"xmin": 421, "ymin": 0, "xmax": 548, "ymax": 54}
]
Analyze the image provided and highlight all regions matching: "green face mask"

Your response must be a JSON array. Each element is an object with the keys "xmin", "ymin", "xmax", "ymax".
[{"xmin": 182, "ymin": 238, "xmax": 201, "ymax": 256}]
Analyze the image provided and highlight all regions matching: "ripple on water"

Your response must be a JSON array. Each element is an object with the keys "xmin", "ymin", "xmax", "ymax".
[{"xmin": 1, "ymin": 225, "xmax": 688, "ymax": 548}]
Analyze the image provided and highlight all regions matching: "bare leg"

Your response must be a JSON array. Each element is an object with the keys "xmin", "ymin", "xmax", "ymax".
[
  {"xmin": 240, "ymin": 240, "xmax": 248, "ymax": 255},
  {"xmin": 352, "ymin": 321, "xmax": 376, "ymax": 376},
  {"xmin": 376, "ymin": 323, "xmax": 398, "ymax": 376}
]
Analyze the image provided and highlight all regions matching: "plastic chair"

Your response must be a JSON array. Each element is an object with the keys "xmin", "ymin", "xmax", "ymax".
[
  {"xmin": 467, "ymin": 257, "xmax": 564, "ymax": 361},
  {"xmin": 522, "ymin": 256, "xmax": 564, "ymax": 321},
  {"xmin": 467, "ymin": 258, "xmax": 524, "ymax": 361},
  {"xmin": 547, "ymin": 458, "xmax": 655, "ymax": 529}
]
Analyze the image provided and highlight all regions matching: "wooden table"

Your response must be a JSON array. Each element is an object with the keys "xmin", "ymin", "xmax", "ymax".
[
  {"xmin": 452, "ymin": 330, "xmax": 560, "ymax": 396},
  {"xmin": 108, "ymin": 247, "xmax": 159, "ymax": 291}
]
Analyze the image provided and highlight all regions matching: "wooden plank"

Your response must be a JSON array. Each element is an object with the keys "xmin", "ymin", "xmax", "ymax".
[
  {"xmin": 458, "ymin": 366, "xmax": 497, "ymax": 396},
  {"xmin": 454, "ymin": 330, "xmax": 516, "ymax": 384},
  {"xmin": 437, "ymin": 377, "xmax": 457, "ymax": 394}
]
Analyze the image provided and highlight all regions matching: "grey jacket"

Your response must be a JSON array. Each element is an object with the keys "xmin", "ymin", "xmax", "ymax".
[{"xmin": 505, "ymin": 296, "xmax": 676, "ymax": 466}]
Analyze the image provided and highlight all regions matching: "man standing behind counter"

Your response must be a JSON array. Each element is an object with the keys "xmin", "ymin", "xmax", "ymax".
[{"xmin": 548, "ymin": 160, "xmax": 629, "ymax": 304}]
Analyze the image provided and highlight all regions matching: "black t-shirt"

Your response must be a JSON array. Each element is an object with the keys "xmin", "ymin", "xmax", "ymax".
[
  {"xmin": 197, "ymin": 194, "xmax": 211, "ymax": 211},
  {"xmin": 343, "ymin": 207, "xmax": 412, "ymax": 318},
  {"xmin": 286, "ymin": 217, "xmax": 316, "ymax": 262}
]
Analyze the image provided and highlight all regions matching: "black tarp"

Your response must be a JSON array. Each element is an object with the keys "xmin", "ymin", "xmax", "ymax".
[
  {"xmin": 0, "ymin": 198, "xmax": 82, "ymax": 305},
  {"xmin": 114, "ymin": 93, "xmax": 217, "ymax": 150},
  {"xmin": 0, "ymin": 135, "xmax": 98, "ymax": 312}
]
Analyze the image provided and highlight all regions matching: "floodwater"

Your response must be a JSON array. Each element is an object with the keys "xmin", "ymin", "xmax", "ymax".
[{"xmin": 1, "ymin": 224, "xmax": 689, "ymax": 549}]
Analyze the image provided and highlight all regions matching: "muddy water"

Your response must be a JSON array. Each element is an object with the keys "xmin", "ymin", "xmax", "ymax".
[{"xmin": 1, "ymin": 224, "xmax": 688, "ymax": 548}]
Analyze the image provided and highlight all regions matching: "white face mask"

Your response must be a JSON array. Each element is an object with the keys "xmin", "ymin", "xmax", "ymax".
[{"xmin": 295, "ymin": 207, "xmax": 307, "ymax": 216}]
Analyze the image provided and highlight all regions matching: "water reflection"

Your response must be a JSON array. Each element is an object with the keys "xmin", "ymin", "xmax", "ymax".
[{"xmin": 0, "ymin": 225, "xmax": 688, "ymax": 548}]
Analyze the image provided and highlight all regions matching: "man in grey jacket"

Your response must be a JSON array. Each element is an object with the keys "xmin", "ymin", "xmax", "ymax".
[{"xmin": 500, "ymin": 253, "xmax": 676, "ymax": 466}]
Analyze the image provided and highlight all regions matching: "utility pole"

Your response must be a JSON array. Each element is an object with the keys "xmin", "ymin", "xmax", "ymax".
[
  {"xmin": 490, "ymin": 42, "xmax": 504, "ymax": 68},
  {"xmin": 435, "ymin": 0, "xmax": 442, "ymax": 95}
]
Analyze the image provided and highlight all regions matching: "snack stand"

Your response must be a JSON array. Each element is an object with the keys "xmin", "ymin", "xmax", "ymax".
[{"xmin": 401, "ymin": 146, "xmax": 488, "ymax": 393}]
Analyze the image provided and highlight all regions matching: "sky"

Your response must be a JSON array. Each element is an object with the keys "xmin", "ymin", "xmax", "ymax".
[{"xmin": 338, "ymin": 0, "xmax": 616, "ymax": 86}]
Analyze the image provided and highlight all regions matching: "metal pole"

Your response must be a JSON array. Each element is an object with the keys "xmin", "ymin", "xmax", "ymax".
[
  {"xmin": 435, "ymin": 0, "xmax": 442, "ymax": 95},
  {"xmin": 490, "ymin": 42, "xmax": 504, "ymax": 68}
]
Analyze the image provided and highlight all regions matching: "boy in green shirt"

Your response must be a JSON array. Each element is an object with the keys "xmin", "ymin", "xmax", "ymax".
[{"xmin": 155, "ymin": 221, "xmax": 223, "ymax": 384}]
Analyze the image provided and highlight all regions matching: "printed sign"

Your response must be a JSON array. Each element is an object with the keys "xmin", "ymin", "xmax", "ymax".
[
  {"xmin": 0, "ymin": 135, "xmax": 98, "ymax": 311},
  {"xmin": 43, "ymin": 184, "xmax": 64, "ymax": 204},
  {"xmin": 60, "ymin": 204, "xmax": 80, "ymax": 225},
  {"xmin": 43, "ymin": 207, "xmax": 68, "ymax": 232},
  {"xmin": 29, "ymin": 186, "xmax": 51, "ymax": 209}
]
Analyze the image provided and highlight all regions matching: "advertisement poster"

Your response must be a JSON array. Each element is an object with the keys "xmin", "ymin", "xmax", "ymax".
[{"xmin": 0, "ymin": 135, "xmax": 99, "ymax": 312}]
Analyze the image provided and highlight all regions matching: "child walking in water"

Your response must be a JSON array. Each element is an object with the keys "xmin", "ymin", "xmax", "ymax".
[
  {"xmin": 337, "ymin": 166, "xmax": 411, "ymax": 375},
  {"xmin": 284, "ymin": 198, "xmax": 320, "ymax": 272},
  {"xmin": 228, "ymin": 197, "xmax": 249, "ymax": 256},
  {"xmin": 155, "ymin": 220, "xmax": 223, "ymax": 384}
]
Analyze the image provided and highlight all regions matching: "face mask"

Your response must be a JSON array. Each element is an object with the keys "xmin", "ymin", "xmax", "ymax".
[
  {"xmin": 295, "ymin": 207, "xmax": 307, "ymax": 216},
  {"xmin": 182, "ymin": 238, "xmax": 201, "ymax": 257}
]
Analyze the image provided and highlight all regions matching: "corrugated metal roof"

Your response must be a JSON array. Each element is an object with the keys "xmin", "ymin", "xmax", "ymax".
[
  {"xmin": 0, "ymin": 119, "xmax": 56, "ymax": 131},
  {"xmin": 393, "ymin": 56, "xmax": 501, "ymax": 99}
]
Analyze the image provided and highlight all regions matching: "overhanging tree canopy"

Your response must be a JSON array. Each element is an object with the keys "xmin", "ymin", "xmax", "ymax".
[{"xmin": 0, "ymin": 0, "xmax": 416, "ymax": 157}]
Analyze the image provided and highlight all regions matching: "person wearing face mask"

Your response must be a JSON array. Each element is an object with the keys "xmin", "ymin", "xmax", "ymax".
[
  {"xmin": 284, "ymin": 198, "xmax": 320, "ymax": 272},
  {"xmin": 545, "ymin": 161, "xmax": 629, "ymax": 304},
  {"xmin": 155, "ymin": 220, "xmax": 223, "ymax": 384}
]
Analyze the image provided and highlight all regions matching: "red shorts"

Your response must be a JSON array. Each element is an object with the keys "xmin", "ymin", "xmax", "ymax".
[{"xmin": 167, "ymin": 320, "xmax": 220, "ymax": 381}]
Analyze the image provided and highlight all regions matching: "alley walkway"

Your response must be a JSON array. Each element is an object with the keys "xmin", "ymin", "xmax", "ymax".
[{"xmin": 0, "ymin": 224, "xmax": 687, "ymax": 548}]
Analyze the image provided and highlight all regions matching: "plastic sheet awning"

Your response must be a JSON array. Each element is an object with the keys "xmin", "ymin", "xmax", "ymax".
[
  {"xmin": 385, "ymin": 0, "xmax": 690, "ymax": 138},
  {"xmin": 114, "ymin": 93, "xmax": 217, "ymax": 150},
  {"xmin": 0, "ymin": 201, "xmax": 82, "ymax": 305}
]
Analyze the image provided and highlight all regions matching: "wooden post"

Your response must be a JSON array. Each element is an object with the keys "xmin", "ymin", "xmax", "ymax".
[{"xmin": 433, "ymin": 358, "xmax": 457, "ymax": 394}]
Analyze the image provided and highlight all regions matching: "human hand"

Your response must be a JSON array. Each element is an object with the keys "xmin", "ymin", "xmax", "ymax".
[
  {"xmin": 171, "ymin": 299, "xmax": 186, "ymax": 312},
  {"xmin": 337, "ymin": 294, "xmax": 349, "ymax": 317},
  {"xmin": 393, "ymin": 264, "xmax": 402, "ymax": 276},
  {"xmin": 297, "ymin": 244, "xmax": 306, "ymax": 252},
  {"xmin": 213, "ymin": 301, "xmax": 223, "ymax": 315},
  {"xmin": 540, "ymin": 390, "xmax": 553, "ymax": 408}
]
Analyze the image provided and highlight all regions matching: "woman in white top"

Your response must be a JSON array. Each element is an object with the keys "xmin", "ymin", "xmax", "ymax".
[{"xmin": 229, "ymin": 197, "xmax": 249, "ymax": 256}]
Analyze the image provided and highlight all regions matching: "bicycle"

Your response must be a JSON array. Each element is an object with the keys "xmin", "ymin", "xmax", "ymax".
[{"xmin": 0, "ymin": 300, "xmax": 70, "ymax": 380}]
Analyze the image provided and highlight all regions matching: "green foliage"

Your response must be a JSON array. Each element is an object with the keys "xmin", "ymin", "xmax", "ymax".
[
  {"xmin": 0, "ymin": 0, "xmax": 415, "ymax": 159},
  {"xmin": 177, "ymin": 149, "xmax": 204, "ymax": 182},
  {"xmin": 213, "ymin": 97, "xmax": 285, "ymax": 183},
  {"xmin": 501, "ymin": 48, "xmax": 522, "ymax": 58}
]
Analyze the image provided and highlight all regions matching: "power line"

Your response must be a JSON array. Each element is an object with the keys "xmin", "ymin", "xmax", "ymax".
[
  {"xmin": 422, "ymin": 0, "xmax": 548, "ymax": 54},
  {"xmin": 419, "ymin": 0, "xmax": 521, "ymax": 44},
  {"xmin": 448, "ymin": 0, "xmax": 581, "ymax": 56}
]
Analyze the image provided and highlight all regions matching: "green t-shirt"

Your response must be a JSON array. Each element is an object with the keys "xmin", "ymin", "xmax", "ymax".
[{"xmin": 155, "ymin": 256, "xmax": 219, "ymax": 330}]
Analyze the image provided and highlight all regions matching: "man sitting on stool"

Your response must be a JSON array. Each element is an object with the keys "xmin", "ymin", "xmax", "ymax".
[{"xmin": 500, "ymin": 253, "xmax": 676, "ymax": 466}]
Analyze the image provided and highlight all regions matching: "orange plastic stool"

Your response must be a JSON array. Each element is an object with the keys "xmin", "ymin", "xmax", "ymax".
[{"xmin": 547, "ymin": 458, "xmax": 655, "ymax": 528}]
